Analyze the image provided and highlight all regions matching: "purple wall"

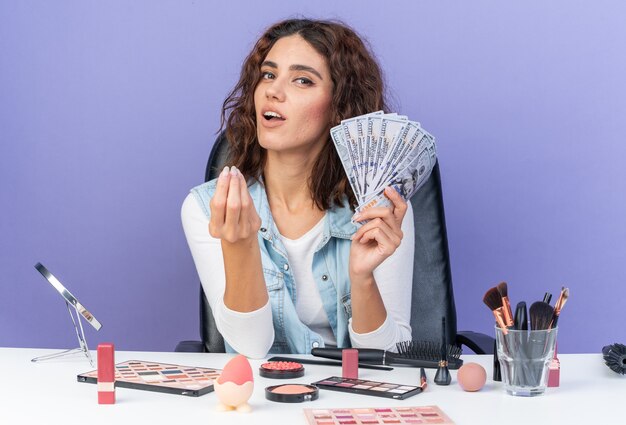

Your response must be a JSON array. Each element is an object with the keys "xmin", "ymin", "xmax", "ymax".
[{"xmin": 2, "ymin": 1, "xmax": 625, "ymax": 353}]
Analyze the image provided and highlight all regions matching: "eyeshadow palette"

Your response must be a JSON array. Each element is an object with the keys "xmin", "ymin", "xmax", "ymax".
[
  {"xmin": 304, "ymin": 406, "xmax": 455, "ymax": 425},
  {"xmin": 77, "ymin": 360, "xmax": 221, "ymax": 397},
  {"xmin": 311, "ymin": 376, "xmax": 424, "ymax": 400}
]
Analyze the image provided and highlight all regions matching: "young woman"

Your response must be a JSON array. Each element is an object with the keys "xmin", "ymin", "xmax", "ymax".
[{"xmin": 182, "ymin": 19, "xmax": 414, "ymax": 358}]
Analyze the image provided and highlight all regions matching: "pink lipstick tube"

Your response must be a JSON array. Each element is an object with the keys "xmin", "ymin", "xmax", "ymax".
[
  {"xmin": 548, "ymin": 343, "xmax": 560, "ymax": 387},
  {"xmin": 97, "ymin": 343, "xmax": 115, "ymax": 404},
  {"xmin": 342, "ymin": 348, "xmax": 359, "ymax": 380}
]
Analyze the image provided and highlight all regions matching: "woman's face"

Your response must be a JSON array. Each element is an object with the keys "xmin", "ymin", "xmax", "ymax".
[{"xmin": 254, "ymin": 34, "xmax": 333, "ymax": 155}]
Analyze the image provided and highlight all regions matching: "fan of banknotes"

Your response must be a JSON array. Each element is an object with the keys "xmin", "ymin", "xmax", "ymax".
[{"xmin": 330, "ymin": 111, "xmax": 437, "ymax": 215}]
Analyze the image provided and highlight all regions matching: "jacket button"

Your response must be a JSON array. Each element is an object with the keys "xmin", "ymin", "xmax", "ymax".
[
  {"xmin": 283, "ymin": 264, "xmax": 289, "ymax": 271},
  {"xmin": 321, "ymin": 275, "xmax": 328, "ymax": 281},
  {"xmin": 260, "ymin": 227, "xmax": 267, "ymax": 232},
  {"xmin": 312, "ymin": 342, "xmax": 320, "ymax": 348}
]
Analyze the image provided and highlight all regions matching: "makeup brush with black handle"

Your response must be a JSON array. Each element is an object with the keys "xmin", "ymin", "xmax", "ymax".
[
  {"xmin": 311, "ymin": 346, "xmax": 463, "ymax": 369},
  {"xmin": 514, "ymin": 302, "xmax": 528, "ymax": 331},
  {"xmin": 434, "ymin": 317, "xmax": 451, "ymax": 385},
  {"xmin": 527, "ymin": 301, "xmax": 555, "ymax": 386}
]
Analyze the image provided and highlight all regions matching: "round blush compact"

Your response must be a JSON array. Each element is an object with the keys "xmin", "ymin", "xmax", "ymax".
[
  {"xmin": 259, "ymin": 361, "xmax": 305, "ymax": 379},
  {"xmin": 265, "ymin": 384, "xmax": 319, "ymax": 403}
]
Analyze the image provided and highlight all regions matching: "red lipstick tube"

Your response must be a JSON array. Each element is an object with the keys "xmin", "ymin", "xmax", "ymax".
[{"xmin": 97, "ymin": 343, "xmax": 115, "ymax": 404}]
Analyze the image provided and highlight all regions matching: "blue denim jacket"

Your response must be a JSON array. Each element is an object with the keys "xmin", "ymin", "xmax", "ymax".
[{"xmin": 191, "ymin": 178, "xmax": 357, "ymax": 354}]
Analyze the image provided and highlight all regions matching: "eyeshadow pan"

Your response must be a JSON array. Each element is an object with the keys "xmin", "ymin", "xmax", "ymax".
[
  {"xmin": 77, "ymin": 360, "xmax": 221, "ymax": 397},
  {"xmin": 304, "ymin": 406, "xmax": 455, "ymax": 425},
  {"xmin": 312, "ymin": 376, "xmax": 426, "ymax": 400}
]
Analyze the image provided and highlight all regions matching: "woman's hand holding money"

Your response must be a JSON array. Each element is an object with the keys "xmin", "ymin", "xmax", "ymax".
[
  {"xmin": 348, "ymin": 186, "xmax": 408, "ymax": 334},
  {"xmin": 349, "ymin": 186, "xmax": 408, "ymax": 278}
]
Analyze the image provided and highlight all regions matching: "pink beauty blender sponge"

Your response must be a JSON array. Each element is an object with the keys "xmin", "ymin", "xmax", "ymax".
[
  {"xmin": 457, "ymin": 362, "xmax": 487, "ymax": 392},
  {"xmin": 214, "ymin": 355, "xmax": 254, "ymax": 412}
]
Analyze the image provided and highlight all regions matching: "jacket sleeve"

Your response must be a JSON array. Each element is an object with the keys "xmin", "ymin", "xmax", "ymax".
[
  {"xmin": 348, "ymin": 202, "xmax": 414, "ymax": 352},
  {"xmin": 180, "ymin": 193, "xmax": 274, "ymax": 358}
]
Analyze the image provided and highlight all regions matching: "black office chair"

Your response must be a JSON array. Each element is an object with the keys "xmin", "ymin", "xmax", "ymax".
[{"xmin": 175, "ymin": 132, "xmax": 494, "ymax": 354}]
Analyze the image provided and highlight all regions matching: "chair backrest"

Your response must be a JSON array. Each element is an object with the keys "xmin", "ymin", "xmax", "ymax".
[{"xmin": 198, "ymin": 132, "xmax": 458, "ymax": 352}]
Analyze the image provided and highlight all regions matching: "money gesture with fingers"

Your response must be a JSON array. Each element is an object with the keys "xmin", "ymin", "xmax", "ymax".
[{"xmin": 209, "ymin": 166, "xmax": 261, "ymax": 244}]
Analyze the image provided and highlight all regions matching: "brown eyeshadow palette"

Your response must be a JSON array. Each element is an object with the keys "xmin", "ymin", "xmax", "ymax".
[
  {"xmin": 77, "ymin": 360, "xmax": 221, "ymax": 397},
  {"xmin": 304, "ymin": 406, "xmax": 455, "ymax": 425},
  {"xmin": 311, "ymin": 376, "xmax": 424, "ymax": 400}
]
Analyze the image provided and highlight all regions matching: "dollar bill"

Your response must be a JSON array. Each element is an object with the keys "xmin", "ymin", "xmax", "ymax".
[{"xmin": 330, "ymin": 111, "xmax": 437, "ymax": 220}]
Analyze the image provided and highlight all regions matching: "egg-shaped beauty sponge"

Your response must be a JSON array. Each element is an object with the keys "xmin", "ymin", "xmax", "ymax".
[
  {"xmin": 217, "ymin": 354, "xmax": 253, "ymax": 385},
  {"xmin": 457, "ymin": 362, "xmax": 487, "ymax": 392},
  {"xmin": 214, "ymin": 355, "xmax": 254, "ymax": 412}
]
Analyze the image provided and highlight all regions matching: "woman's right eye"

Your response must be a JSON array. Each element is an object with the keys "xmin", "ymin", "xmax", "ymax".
[{"xmin": 261, "ymin": 71, "xmax": 275, "ymax": 80}]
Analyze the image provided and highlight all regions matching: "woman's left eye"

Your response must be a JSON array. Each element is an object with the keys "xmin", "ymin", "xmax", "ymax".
[{"xmin": 294, "ymin": 77, "xmax": 313, "ymax": 85}]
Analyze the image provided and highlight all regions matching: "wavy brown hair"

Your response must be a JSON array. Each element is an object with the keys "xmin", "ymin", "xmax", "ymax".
[{"xmin": 221, "ymin": 18, "xmax": 388, "ymax": 210}]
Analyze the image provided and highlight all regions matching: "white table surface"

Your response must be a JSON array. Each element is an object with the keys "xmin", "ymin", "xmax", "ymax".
[{"xmin": 0, "ymin": 348, "xmax": 623, "ymax": 424}]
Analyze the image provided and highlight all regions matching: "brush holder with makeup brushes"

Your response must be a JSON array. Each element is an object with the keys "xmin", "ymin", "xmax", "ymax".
[{"xmin": 494, "ymin": 327, "xmax": 558, "ymax": 397}]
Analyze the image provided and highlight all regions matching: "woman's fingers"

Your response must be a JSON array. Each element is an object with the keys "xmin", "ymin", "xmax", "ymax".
[
  {"xmin": 223, "ymin": 167, "xmax": 242, "ymax": 238},
  {"xmin": 237, "ymin": 170, "xmax": 257, "ymax": 236},
  {"xmin": 383, "ymin": 186, "xmax": 408, "ymax": 221},
  {"xmin": 354, "ymin": 206, "xmax": 396, "ymax": 230},
  {"xmin": 209, "ymin": 165, "xmax": 260, "ymax": 242},
  {"xmin": 353, "ymin": 187, "xmax": 407, "ymax": 230},
  {"xmin": 357, "ymin": 225, "xmax": 398, "ymax": 256},
  {"xmin": 352, "ymin": 217, "xmax": 400, "ymax": 247},
  {"xmin": 209, "ymin": 166, "xmax": 231, "ymax": 234}
]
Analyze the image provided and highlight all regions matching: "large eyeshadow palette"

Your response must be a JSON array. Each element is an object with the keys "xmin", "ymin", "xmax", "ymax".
[
  {"xmin": 77, "ymin": 360, "xmax": 221, "ymax": 397},
  {"xmin": 304, "ymin": 406, "xmax": 455, "ymax": 425},
  {"xmin": 311, "ymin": 376, "xmax": 424, "ymax": 400}
]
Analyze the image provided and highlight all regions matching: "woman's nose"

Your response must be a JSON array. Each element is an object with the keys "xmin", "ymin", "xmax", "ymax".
[{"xmin": 265, "ymin": 78, "xmax": 286, "ymax": 101}]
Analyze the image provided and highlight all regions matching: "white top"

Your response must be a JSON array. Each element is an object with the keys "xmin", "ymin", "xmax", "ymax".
[
  {"xmin": 281, "ymin": 214, "xmax": 335, "ymax": 345},
  {"xmin": 181, "ymin": 193, "xmax": 415, "ymax": 358}
]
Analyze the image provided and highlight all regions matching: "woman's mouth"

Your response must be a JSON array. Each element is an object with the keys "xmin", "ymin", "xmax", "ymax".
[{"xmin": 263, "ymin": 111, "xmax": 286, "ymax": 121}]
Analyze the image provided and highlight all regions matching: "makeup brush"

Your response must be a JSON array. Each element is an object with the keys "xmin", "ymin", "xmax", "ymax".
[
  {"xmin": 312, "ymin": 343, "xmax": 463, "ymax": 370},
  {"xmin": 602, "ymin": 343, "xmax": 626, "ymax": 375},
  {"xmin": 529, "ymin": 301, "xmax": 554, "ymax": 330},
  {"xmin": 497, "ymin": 282, "xmax": 514, "ymax": 327},
  {"xmin": 543, "ymin": 292, "xmax": 552, "ymax": 304},
  {"xmin": 483, "ymin": 286, "xmax": 508, "ymax": 333},
  {"xmin": 492, "ymin": 339, "xmax": 501, "ymax": 382},
  {"xmin": 513, "ymin": 301, "xmax": 528, "ymax": 330},
  {"xmin": 419, "ymin": 367, "xmax": 428, "ymax": 390},
  {"xmin": 434, "ymin": 317, "xmax": 451, "ymax": 385},
  {"xmin": 512, "ymin": 301, "xmax": 530, "ymax": 386},
  {"xmin": 550, "ymin": 287, "xmax": 569, "ymax": 328},
  {"xmin": 267, "ymin": 356, "xmax": 393, "ymax": 371},
  {"xmin": 527, "ymin": 301, "xmax": 555, "ymax": 387}
]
